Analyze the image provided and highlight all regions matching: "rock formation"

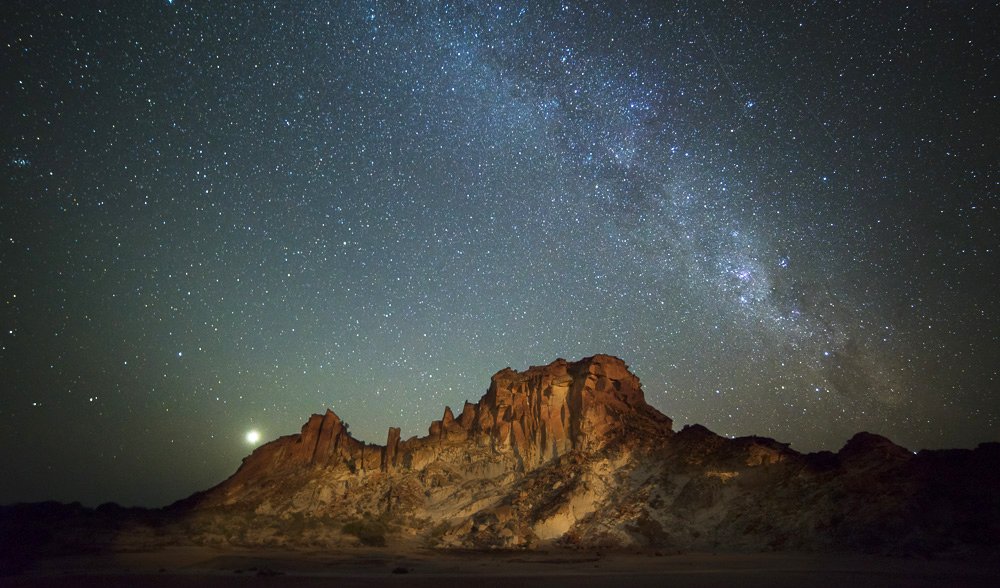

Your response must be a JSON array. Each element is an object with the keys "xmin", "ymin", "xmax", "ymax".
[
  {"xmin": 163, "ymin": 354, "xmax": 999, "ymax": 556},
  {"xmin": 187, "ymin": 355, "xmax": 671, "ymax": 508},
  {"xmin": 3, "ymin": 354, "xmax": 997, "ymax": 560}
]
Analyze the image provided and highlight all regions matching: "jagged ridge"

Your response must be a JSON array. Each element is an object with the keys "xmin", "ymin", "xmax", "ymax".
[
  {"xmin": 171, "ymin": 355, "xmax": 1000, "ymax": 555},
  {"xmin": 188, "ymin": 354, "xmax": 671, "ymax": 506}
]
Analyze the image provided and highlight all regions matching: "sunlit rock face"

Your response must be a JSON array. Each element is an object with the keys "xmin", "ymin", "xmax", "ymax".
[
  {"xmin": 471, "ymin": 354, "xmax": 672, "ymax": 469},
  {"xmin": 186, "ymin": 355, "xmax": 672, "ymax": 507},
  {"xmin": 173, "ymin": 356, "xmax": 1000, "ymax": 555}
]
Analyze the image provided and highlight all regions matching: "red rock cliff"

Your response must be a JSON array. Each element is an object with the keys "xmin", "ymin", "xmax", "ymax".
[{"xmin": 198, "ymin": 355, "xmax": 672, "ymax": 503}]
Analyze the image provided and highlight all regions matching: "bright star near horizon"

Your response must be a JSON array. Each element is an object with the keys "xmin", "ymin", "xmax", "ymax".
[{"xmin": 245, "ymin": 430, "xmax": 261, "ymax": 445}]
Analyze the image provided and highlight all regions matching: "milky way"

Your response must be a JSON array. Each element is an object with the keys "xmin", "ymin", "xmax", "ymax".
[{"xmin": 1, "ymin": 1, "xmax": 997, "ymax": 506}]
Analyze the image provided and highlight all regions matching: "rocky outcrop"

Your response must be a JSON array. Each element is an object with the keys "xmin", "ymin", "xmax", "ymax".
[
  {"xmin": 474, "ymin": 355, "xmax": 671, "ymax": 468},
  {"xmin": 382, "ymin": 427, "xmax": 401, "ymax": 472},
  {"xmin": 838, "ymin": 431, "xmax": 913, "ymax": 466},
  {"xmin": 170, "ymin": 355, "xmax": 1000, "ymax": 556},
  {"xmin": 189, "ymin": 355, "xmax": 672, "ymax": 508}
]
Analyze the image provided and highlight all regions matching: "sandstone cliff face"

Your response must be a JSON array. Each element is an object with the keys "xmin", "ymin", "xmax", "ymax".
[
  {"xmin": 172, "ymin": 355, "xmax": 1000, "ymax": 556},
  {"xmin": 472, "ymin": 355, "xmax": 671, "ymax": 469},
  {"xmin": 191, "ymin": 355, "xmax": 671, "ymax": 508}
]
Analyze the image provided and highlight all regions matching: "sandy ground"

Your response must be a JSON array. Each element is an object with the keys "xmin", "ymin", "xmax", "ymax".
[{"xmin": 2, "ymin": 546, "xmax": 998, "ymax": 588}]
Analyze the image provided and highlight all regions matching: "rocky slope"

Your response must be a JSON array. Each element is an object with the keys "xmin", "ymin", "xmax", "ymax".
[{"xmin": 165, "ymin": 355, "xmax": 999, "ymax": 555}]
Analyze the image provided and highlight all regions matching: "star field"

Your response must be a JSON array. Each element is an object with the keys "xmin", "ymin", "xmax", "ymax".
[{"xmin": 1, "ymin": 1, "xmax": 997, "ymax": 506}]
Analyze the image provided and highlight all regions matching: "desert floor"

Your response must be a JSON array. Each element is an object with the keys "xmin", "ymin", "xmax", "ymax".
[{"xmin": 2, "ymin": 546, "xmax": 998, "ymax": 588}]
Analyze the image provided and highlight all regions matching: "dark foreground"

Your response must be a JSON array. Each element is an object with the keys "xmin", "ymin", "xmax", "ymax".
[{"xmin": 2, "ymin": 547, "xmax": 998, "ymax": 588}]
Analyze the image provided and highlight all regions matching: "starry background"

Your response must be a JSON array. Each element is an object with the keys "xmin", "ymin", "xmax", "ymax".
[{"xmin": 1, "ymin": 1, "xmax": 997, "ymax": 507}]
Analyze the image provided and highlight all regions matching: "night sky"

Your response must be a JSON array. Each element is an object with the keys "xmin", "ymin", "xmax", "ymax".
[{"xmin": 2, "ymin": 1, "xmax": 997, "ymax": 507}]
